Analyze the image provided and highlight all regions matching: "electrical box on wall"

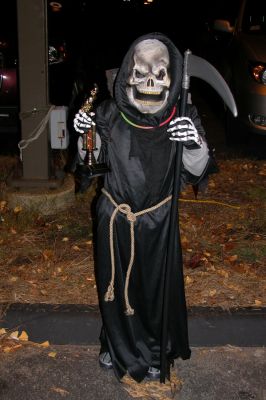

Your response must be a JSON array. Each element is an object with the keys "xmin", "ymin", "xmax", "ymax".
[{"xmin": 49, "ymin": 106, "xmax": 69, "ymax": 149}]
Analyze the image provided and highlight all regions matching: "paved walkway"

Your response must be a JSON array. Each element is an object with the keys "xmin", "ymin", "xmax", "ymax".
[{"xmin": 0, "ymin": 344, "xmax": 265, "ymax": 399}]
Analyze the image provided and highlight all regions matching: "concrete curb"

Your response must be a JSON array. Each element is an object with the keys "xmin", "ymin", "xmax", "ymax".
[{"xmin": 1, "ymin": 303, "xmax": 266, "ymax": 347}]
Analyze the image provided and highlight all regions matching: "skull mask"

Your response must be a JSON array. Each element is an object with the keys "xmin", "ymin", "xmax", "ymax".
[{"xmin": 126, "ymin": 39, "xmax": 171, "ymax": 114}]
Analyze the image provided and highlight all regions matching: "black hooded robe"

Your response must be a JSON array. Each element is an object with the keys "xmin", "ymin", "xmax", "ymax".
[{"xmin": 93, "ymin": 33, "xmax": 215, "ymax": 383}]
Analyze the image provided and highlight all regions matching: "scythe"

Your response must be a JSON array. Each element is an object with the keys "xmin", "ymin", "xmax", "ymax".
[{"xmin": 160, "ymin": 50, "xmax": 237, "ymax": 383}]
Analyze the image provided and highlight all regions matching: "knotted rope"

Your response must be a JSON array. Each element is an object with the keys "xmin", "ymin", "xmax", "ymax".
[{"xmin": 102, "ymin": 188, "xmax": 172, "ymax": 316}]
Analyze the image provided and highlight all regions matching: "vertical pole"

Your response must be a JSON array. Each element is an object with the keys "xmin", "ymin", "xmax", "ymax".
[
  {"xmin": 17, "ymin": 0, "xmax": 50, "ymax": 182},
  {"xmin": 160, "ymin": 50, "xmax": 191, "ymax": 383}
]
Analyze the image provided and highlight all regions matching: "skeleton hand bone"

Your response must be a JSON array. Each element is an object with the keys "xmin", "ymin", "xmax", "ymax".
[
  {"xmin": 73, "ymin": 110, "xmax": 95, "ymax": 134},
  {"xmin": 167, "ymin": 117, "xmax": 202, "ymax": 147}
]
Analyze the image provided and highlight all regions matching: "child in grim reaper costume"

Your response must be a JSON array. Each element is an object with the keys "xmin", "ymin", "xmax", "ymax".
[{"xmin": 74, "ymin": 32, "xmax": 217, "ymax": 383}]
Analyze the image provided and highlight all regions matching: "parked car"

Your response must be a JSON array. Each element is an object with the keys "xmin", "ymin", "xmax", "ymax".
[
  {"xmin": 0, "ymin": 0, "xmax": 77, "ymax": 154},
  {"xmin": 209, "ymin": 0, "xmax": 266, "ymax": 145},
  {"xmin": 0, "ymin": 36, "xmax": 19, "ymax": 138},
  {"xmin": 0, "ymin": 0, "xmax": 19, "ymax": 152}
]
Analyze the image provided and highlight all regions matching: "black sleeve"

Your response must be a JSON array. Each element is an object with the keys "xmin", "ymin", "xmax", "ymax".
[{"xmin": 95, "ymin": 99, "xmax": 118, "ymax": 165}]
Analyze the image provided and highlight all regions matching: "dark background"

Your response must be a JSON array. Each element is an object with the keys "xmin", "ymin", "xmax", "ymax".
[
  {"xmin": 0, "ymin": 0, "xmax": 245, "ymax": 157},
  {"xmin": 1, "ymin": 0, "xmax": 241, "ymax": 106}
]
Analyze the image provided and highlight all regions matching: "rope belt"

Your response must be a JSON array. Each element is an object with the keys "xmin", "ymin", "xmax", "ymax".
[{"xmin": 102, "ymin": 188, "xmax": 172, "ymax": 316}]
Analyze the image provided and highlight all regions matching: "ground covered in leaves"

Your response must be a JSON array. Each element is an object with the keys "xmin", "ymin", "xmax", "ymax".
[{"xmin": 0, "ymin": 155, "xmax": 265, "ymax": 309}]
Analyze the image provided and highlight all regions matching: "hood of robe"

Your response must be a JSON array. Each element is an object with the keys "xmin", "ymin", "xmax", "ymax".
[{"xmin": 114, "ymin": 32, "xmax": 183, "ymax": 127}]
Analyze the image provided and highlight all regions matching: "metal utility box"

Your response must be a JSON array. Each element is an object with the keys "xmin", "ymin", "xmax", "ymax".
[{"xmin": 50, "ymin": 106, "xmax": 69, "ymax": 149}]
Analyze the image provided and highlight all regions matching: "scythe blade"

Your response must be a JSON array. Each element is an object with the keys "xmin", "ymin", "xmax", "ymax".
[{"xmin": 186, "ymin": 51, "xmax": 237, "ymax": 117}]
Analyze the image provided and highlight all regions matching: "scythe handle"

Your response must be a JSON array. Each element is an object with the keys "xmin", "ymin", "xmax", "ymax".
[
  {"xmin": 160, "ymin": 47, "xmax": 237, "ymax": 382},
  {"xmin": 160, "ymin": 50, "xmax": 191, "ymax": 383}
]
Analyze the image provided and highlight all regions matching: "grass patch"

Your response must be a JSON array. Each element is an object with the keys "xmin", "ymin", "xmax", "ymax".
[
  {"xmin": 234, "ymin": 242, "xmax": 266, "ymax": 263},
  {"xmin": 247, "ymin": 186, "xmax": 266, "ymax": 201}
]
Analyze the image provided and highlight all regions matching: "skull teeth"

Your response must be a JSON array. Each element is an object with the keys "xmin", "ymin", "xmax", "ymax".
[
  {"xmin": 139, "ymin": 91, "xmax": 161, "ymax": 95},
  {"xmin": 137, "ymin": 100, "xmax": 162, "ymax": 105}
]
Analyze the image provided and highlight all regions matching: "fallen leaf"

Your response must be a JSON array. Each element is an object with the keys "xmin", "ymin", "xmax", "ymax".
[
  {"xmin": 208, "ymin": 180, "xmax": 216, "ymax": 188},
  {"xmin": 224, "ymin": 242, "xmax": 236, "ymax": 251},
  {"xmin": 185, "ymin": 276, "xmax": 193, "ymax": 284},
  {"xmin": 0, "ymin": 201, "xmax": 7, "ymax": 211},
  {"xmin": 0, "ymin": 328, "xmax": 7, "ymax": 335},
  {"xmin": 227, "ymin": 255, "xmax": 238, "ymax": 263},
  {"xmin": 48, "ymin": 351, "xmax": 57, "ymax": 358},
  {"xmin": 181, "ymin": 236, "xmax": 189, "ymax": 247},
  {"xmin": 40, "ymin": 341, "xmax": 50, "ymax": 347},
  {"xmin": 224, "ymin": 283, "xmax": 242, "ymax": 292},
  {"xmin": 188, "ymin": 253, "xmax": 203, "ymax": 269},
  {"xmin": 3, "ymin": 344, "xmax": 22, "ymax": 353},
  {"xmin": 18, "ymin": 331, "xmax": 28, "ymax": 341},
  {"xmin": 122, "ymin": 370, "xmax": 182, "ymax": 399},
  {"xmin": 254, "ymin": 299, "xmax": 262, "ymax": 306},
  {"xmin": 42, "ymin": 249, "xmax": 54, "ymax": 260},
  {"xmin": 217, "ymin": 269, "xmax": 229, "ymax": 278},
  {"xmin": 9, "ymin": 331, "xmax": 19, "ymax": 340},
  {"xmin": 13, "ymin": 206, "xmax": 23, "ymax": 214},
  {"xmin": 51, "ymin": 386, "xmax": 69, "ymax": 396},
  {"xmin": 72, "ymin": 245, "xmax": 80, "ymax": 251},
  {"xmin": 2, "ymin": 347, "xmax": 11, "ymax": 353}
]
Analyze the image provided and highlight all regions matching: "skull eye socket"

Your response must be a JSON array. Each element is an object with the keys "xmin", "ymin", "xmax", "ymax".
[
  {"xmin": 157, "ymin": 69, "xmax": 166, "ymax": 80},
  {"xmin": 134, "ymin": 70, "xmax": 146, "ymax": 79}
]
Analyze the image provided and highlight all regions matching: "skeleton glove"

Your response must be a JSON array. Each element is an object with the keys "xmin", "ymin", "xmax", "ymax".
[
  {"xmin": 167, "ymin": 117, "xmax": 203, "ymax": 149},
  {"xmin": 73, "ymin": 110, "xmax": 95, "ymax": 134}
]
